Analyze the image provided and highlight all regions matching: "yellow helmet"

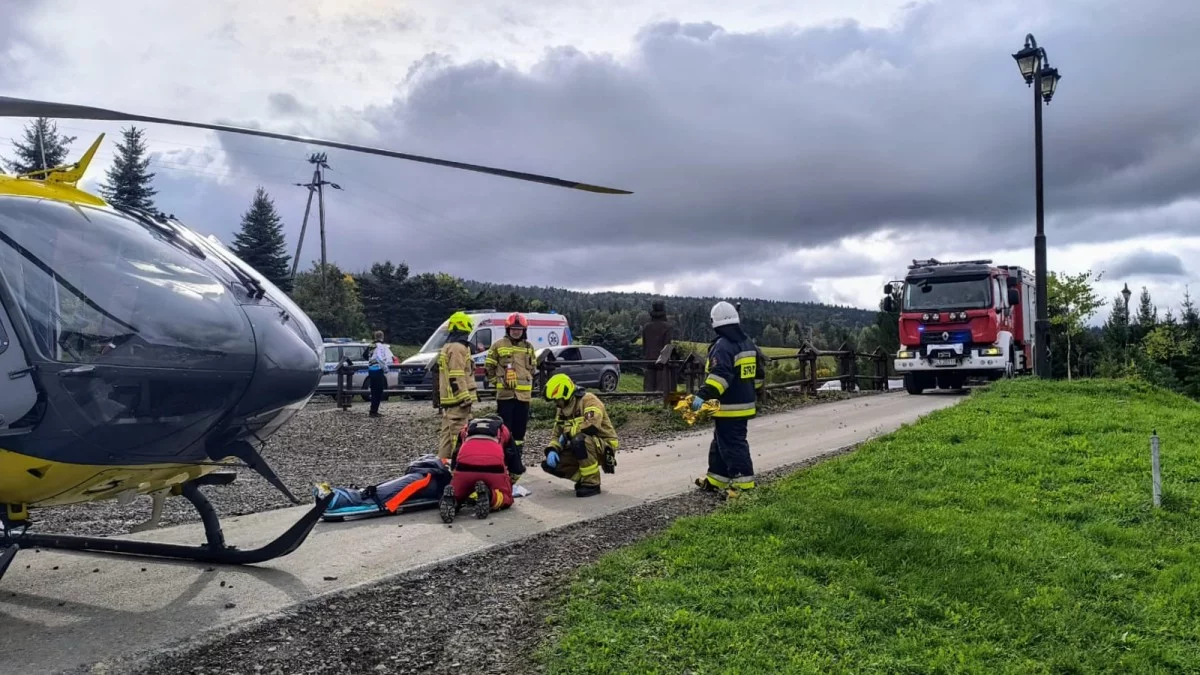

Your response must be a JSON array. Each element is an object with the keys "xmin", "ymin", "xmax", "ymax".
[
  {"xmin": 446, "ymin": 311, "xmax": 474, "ymax": 333},
  {"xmin": 543, "ymin": 372, "xmax": 576, "ymax": 402}
]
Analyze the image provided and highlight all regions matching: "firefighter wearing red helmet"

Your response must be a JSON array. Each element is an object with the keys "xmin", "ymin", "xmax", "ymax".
[{"xmin": 484, "ymin": 312, "xmax": 538, "ymax": 465}]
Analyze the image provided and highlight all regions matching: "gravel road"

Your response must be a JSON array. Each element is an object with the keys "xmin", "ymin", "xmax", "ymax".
[
  {"xmin": 122, "ymin": 447, "xmax": 857, "ymax": 675},
  {"xmin": 34, "ymin": 389, "xmax": 869, "ymax": 538}
]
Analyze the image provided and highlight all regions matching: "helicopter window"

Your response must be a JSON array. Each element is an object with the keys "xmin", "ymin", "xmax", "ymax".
[{"xmin": 0, "ymin": 196, "xmax": 249, "ymax": 366}]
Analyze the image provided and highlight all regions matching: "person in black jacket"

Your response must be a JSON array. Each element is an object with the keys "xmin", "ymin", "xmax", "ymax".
[{"xmin": 687, "ymin": 301, "xmax": 767, "ymax": 498}]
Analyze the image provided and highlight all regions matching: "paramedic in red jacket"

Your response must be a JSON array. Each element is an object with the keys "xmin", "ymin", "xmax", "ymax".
[{"xmin": 445, "ymin": 416, "xmax": 526, "ymax": 515}]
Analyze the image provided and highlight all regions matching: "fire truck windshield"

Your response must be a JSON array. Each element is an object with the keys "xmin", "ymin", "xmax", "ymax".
[{"xmin": 903, "ymin": 277, "xmax": 991, "ymax": 311}]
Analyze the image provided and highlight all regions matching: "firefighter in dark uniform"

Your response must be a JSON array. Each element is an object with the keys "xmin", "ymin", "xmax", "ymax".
[{"xmin": 687, "ymin": 301, "xmax": 767, "ymax": 497}]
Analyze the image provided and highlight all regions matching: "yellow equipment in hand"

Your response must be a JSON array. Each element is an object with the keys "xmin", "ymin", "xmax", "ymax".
[{"xmin": 674, "ymin": 395, "xmax": 720, "ymax": 425}]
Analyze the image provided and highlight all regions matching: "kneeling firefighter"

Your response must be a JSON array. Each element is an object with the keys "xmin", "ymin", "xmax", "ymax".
[
  {"xmin": 440, "ymin": 415, "xmax": 526, "ymax": 522},
  {"xmin": 686, "ymin": 301, "xmax": 767, "ymax": 497},
  {"xmin": 541, "ymin": 373, "xmax": 618, "ymax": 497}
]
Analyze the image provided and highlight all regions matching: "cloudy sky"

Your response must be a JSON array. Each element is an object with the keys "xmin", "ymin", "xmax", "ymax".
[{"xmin": 3, "ymin": 0, "xmax": 1199, "ymax": 321}]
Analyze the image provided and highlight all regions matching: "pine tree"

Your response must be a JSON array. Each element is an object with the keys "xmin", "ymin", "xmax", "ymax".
[
  {"xmin": 231, "ymin": 187, "xmax": 293, "ymax": 293},
  {"xmin": 2, "ymin": 118, "xmax": 77, "ymax": 175},
  {"xmin": 98, "ymin": 126, "xmax": 157, "ymax": 211}
]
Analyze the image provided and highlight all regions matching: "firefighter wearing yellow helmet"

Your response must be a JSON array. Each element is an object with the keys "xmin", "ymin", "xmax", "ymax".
[
  {"xmin": 540, "ymin": 372, "xmax": 617, "ymax": 497},
  {"xmin": 436, "ymin": 311, "xmax": 479, "ymax": 460}
]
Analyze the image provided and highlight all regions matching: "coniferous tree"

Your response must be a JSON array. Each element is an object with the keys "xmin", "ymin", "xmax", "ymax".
[
  {"xmin": 2, "ymin": 118, "xmax": 77, "ymax": 175},
  {"xmin": 98, "ymin": 126, "xmax": 157, "ymax": 211},
  {"xmin": 231, "ymin": 187, "xmax": 292, "ymax": 293}
]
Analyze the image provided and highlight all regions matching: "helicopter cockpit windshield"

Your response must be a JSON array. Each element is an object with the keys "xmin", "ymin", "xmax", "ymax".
[{"xmin": 0, "ymin": 196, "xmax": 252, "ymax": 369}]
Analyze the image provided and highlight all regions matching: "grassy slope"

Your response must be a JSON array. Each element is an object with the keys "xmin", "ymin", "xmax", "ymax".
[{"xmin": 537, "ymin": 379, "xmax": 1200, "ymax": 674}]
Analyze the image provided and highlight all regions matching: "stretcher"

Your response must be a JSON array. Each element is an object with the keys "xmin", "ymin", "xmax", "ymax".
[{"xmin": 319, "ymin": 483, "xmax": 531, "ymax": 522}]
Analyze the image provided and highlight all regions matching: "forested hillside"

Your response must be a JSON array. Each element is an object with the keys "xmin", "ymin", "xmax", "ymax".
[
  {"xmin": 464, "ymin": 281, "xmax": 877, "ymax": 346},
  {"xmin": 287, "ymin": 259, "xmax": 878, "ymax": 358}
]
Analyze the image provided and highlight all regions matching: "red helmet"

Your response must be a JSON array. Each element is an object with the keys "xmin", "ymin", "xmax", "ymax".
[{"xmin": 505, "ymin": 312, "xmax": 528, "ymax": 330}]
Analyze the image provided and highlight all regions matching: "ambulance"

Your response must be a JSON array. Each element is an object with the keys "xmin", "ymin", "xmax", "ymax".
[{"xmin": 395, "ymin": 310, "xmax": 572, "ymax": 396}]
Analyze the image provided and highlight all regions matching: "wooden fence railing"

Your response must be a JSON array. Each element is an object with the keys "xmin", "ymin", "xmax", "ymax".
[{"xmin": 334, "ymin": 342, "xmax": 895, "ymax": 410}]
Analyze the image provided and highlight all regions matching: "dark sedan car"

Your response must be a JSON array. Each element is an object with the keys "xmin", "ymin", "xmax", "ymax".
[{"xmin": 535, "ymin": 345, "xmax": 622, "ymax": 392}]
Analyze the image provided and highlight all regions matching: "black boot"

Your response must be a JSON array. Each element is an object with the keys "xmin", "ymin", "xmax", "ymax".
[
  {"xmin": 575, "ymin": 483, "xmax": 601, "ymax": 498},
  {"xmin": 439, "ymin": 484, "xmax": 457, "ymax": 523},
  {"xmin": 473, "ymin": 480, "xmax": 491, "ymax": 520}
]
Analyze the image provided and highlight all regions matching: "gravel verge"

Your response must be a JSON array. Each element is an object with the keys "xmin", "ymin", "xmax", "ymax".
[
  {"xmin": 33, "ymin": 389, "xmax": 878, "ymax": 538},
  {"xmin": 114, "ymin": 445, "xmax": 860, "ymax": 675}
]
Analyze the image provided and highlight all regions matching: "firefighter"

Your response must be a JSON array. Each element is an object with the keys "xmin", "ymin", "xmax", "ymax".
[
  {"xmin": 484, "ymin": 312, "xmax": 537, "ymax": 471},
  {"xmin": 439, "ymin": 415, "xmax": 526, "ymax": 522},
  {"xmin": 540, "ymin": 372, "xmax": 618, "ymax": 497},
  {"xmin": 436, "ymin": 311, "xmax": 478, "ymax": 460},
  {"xmin": 686, "ymin": 301, "xmax": 767, "ymax": 498}
]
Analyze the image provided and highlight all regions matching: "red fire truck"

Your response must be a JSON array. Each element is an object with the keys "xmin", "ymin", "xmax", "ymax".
[{"xmin": 884, "ymin": 258, "xmax": 1037, "ymax": 394}]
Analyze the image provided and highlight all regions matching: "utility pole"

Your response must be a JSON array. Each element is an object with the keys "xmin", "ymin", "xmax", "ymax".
[{"xmin": 291, "ymin": 152, "xmax": 341, "ymax": 287}]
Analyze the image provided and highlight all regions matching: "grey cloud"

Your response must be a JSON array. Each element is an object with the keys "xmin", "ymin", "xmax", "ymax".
[
  {"xmin": 148, "ymin": 0, "xmax": 1200, "ymax": 299},
  {"xmin": 1102, "ymin": 249, "xmax": 1188, "ymax": 279},
  {"xmin": 267, "ymin": 93, "xmax": 312, "ymax": 116}
]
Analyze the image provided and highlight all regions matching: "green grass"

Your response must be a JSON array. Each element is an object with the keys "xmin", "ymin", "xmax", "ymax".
[
  {"xmin": 536, "ymin": 378, "xmax": 1200, "ymax": 674},
  {"xmin": 617, "ymin": 372, "xmax": 645, "ymax": 393}
]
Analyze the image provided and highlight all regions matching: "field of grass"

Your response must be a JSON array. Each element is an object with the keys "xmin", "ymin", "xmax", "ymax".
[{"xmin": 536, "ymin": 378, "xmax": 1200, "ymax": 673}]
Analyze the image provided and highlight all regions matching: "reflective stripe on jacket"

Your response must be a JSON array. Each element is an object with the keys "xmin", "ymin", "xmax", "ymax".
[
  {"xmin": 484, "ymin": 336, "xmax": 537, "ymax": 402},
  {"xmin": 698, "ymin": 335, "xmax": 765, "ymax": 418},
  {"xmin": 548, "ymin": 391, "xmax": 619, "ymax": 450},
  {"xmin": 438, "ymin": 340, "xmax": 478, "ymax": 406}
]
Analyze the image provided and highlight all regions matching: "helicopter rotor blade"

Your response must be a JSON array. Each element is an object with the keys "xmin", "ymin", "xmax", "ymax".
[{"xmin": 0, "ymin": 95, "xmax": 633, "ymax": 195}]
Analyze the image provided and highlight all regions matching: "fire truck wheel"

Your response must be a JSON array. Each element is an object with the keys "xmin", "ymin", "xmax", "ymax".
[{"xmin": 904, "ymin": 373, "xmax": 924, "ymax": 395}]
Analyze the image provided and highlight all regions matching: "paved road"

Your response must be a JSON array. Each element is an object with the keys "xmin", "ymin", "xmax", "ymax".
[{"xmin": 0, "ymin": 391, "xmax": 962, "ymax": 674}]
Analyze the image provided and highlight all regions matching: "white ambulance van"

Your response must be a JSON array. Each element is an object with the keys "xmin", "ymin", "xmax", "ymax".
[{"xmin": 395, "ymin": 310, "xmax": 572, "ymax": 396}]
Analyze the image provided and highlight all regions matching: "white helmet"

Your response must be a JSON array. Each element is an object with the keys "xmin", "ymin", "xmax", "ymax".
[{"xmin": 710, "ymin": 301, "xmax": 740, "ymax": 328}]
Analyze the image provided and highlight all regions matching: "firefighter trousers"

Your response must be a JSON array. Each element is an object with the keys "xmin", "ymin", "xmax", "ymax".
[
  {"xmin": 542, "ymin": 436, "xmax": 604, "ymax": 487},
  {"xmin": 438, "ymin": 404, "xmax": 472, "ymax": 460},
  {"xmin": 705, "ymin": 419, "xmax": 755, "ymax": 490},
  {"xmin": 496, "ymin": 398, "xmax": 530, "ymax": 448},
  {"xmin": 450, "ymin": 466, "xmax": 513, "ymax": 511}
]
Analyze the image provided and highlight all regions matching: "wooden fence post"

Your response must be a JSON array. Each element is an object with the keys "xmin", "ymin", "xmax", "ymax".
[
  {"xmin": 802, "ymin": 342, "xmax": 818, "ymax": 394},
  {"xmin": 873, "ymin": 347, "xmax": 889, "ymax": 390}
]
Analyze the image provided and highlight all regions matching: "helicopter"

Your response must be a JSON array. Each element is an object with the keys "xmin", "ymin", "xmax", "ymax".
[{"xmin": 0, "ymin": 95, "xmax": 631, "ymax": 581}]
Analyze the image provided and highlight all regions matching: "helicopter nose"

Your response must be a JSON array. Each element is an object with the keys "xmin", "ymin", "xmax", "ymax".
[{"xmin": 233, "ymin": 305, "xmax": 322, "ymax": 418}]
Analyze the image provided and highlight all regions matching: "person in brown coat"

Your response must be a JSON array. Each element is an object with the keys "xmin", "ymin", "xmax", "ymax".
[{"xmin": 641, "ymin": 301, "xmax": 674, "ymax": 392}]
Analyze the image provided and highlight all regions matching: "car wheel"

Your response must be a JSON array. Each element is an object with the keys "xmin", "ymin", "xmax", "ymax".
[{"xmin": 600, "ymin": 370, "xmax": 619, "ymax": 392}]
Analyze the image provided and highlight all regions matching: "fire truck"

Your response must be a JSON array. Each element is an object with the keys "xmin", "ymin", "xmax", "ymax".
[{"xmin": 884, "ymin": 259, "xmax": 1036, "ymax": 394}]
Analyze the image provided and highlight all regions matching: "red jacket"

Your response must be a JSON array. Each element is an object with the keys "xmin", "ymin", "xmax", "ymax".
[{"xmin": 456, "ymin": 424, "xmax": 511, "ymax": 469}]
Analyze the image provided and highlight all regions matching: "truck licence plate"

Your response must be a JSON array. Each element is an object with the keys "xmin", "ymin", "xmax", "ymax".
[{"xmin": 932, "ymin": 358, "xmax": 957, "ymax": 367}]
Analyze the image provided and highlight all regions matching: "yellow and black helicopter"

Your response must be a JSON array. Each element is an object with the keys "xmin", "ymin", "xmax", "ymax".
[{"xmin": 0, "ymin": 95, "xmax": 630, "ymax": 580}]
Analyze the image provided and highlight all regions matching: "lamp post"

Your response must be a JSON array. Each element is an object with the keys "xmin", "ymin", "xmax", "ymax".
[
  {"xmin": 1012, "ymin": 34, "xmax": 1062, "ymax": 379},
  {"xmin": 1122, "ymin": 282, "xmax": 1132, "ymax": 368}
]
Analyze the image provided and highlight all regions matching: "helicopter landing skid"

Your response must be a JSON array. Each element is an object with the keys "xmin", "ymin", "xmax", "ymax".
[
  {"xmin": 0, "ymin": 544, "xmax": 17, "ymax": 579},
  {"xmin": 0, "ymin": 477, "xmax": 333, "ymax": 581}
]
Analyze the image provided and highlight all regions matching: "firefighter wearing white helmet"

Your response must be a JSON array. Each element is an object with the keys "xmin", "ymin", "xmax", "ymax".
[{"xmin": 686, "ymin": 301, "xmax": 767, "ymax": 497}]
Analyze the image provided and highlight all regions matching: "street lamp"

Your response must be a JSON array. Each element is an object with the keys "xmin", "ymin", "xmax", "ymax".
[
  {"xmin": 1122, "ymin": 282, "xmax": 1132, "ymax": 367},
  {"xmin": 1012, "ymin": 33, "xmax": 1062, "ymax": 379}
]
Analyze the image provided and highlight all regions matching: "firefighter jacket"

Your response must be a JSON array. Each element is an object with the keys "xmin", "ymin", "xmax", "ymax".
[
  {"xmin": 547, "ymin": 391, "xmax": 619, "ymax": 452},
  {"xmin": 484, "ymin": 336, "xmax": 538, "ymax": 402},
  {"xmin": 437, "ymin": 339, "xmax": 478, "ymax": 407},
  {"xmin": 696, "ymin": 331, "xmax": 767, "ymax": 419}
]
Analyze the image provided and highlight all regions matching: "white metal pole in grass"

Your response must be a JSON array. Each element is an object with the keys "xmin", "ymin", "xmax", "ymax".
[{"xmin": 1151, "ymin": 430, "xmax": 1162, "ymax": 508}]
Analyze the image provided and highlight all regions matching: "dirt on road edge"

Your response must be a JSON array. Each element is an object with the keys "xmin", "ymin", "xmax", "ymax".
[{"xmin": 96, "ymin": 445, "xmax": 859, "ymax": 675}]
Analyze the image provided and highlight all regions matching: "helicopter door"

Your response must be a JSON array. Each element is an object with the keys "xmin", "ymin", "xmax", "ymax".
[{"xmin": 0, "ymin": 297, "xmax": 37, "ymax": 433}]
